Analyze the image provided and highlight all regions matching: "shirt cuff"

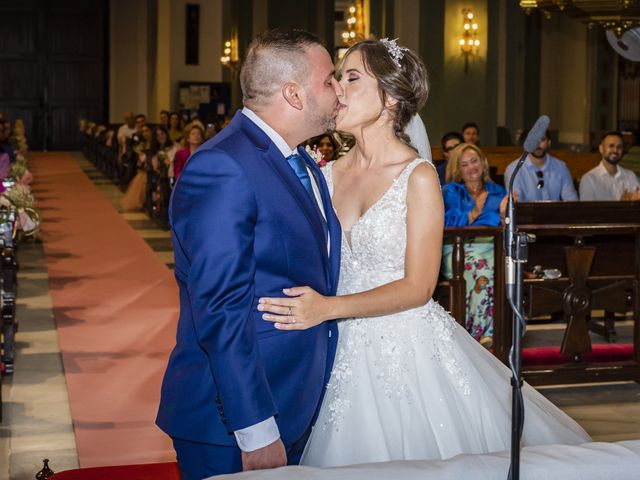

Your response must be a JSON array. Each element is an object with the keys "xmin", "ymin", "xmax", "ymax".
[{"xmin": 234, "ymin": 417, "xmax": 280, "ymax": 452}]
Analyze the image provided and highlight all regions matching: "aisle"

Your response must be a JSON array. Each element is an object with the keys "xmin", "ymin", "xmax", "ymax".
[{"xmin": 29, "ymin": 152, "xmax": 177, "ymax": 467}]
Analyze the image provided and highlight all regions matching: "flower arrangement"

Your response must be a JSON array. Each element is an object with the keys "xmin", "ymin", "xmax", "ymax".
[
  {"xmin": 305, "ymin": 145, "xmax": 327, "ymax": 167},
  {"xmin": 1, "ymin": 184, "xmax": 40, "ymax": 236}
]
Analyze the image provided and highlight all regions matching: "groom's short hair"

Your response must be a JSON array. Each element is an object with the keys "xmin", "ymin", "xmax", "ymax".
[{"xmin": 241, "ymin": 29, "xmax": 323, "ymax": 107}]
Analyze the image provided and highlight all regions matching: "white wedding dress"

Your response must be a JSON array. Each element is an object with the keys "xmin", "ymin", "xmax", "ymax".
[{"xmin": 300, "ymin": 158, "xmax": 591, "ymax": 467}]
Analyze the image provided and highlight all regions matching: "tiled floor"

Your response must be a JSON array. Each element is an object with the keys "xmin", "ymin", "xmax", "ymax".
[
  {"xmin": 1, "ymin": 152, "xmax": 640, "ymax": 479},
  {"xmin": 0, "ymin": 239, "xmax": 78, "ymax": 479}
]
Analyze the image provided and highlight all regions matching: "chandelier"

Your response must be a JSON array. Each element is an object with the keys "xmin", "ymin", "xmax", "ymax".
[
  {"xmin": 341, "ymin": 0, "xmax": 365, "ymax": 46},
  {"xmin": 520, "ymin": 0, "xmax": 640, "ymax": 37}
]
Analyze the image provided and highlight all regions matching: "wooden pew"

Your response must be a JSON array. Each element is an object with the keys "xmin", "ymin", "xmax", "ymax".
[
  {"xmin": 499, "ymin": 201, "xmax": 640, "ymax": 385},
  {"xmin": 0, "ymin": 208, "xmax": 17, "ymax": 376},
  {"xmin": 431, "ymin": 146, "xmax": 601, "ymax": 182},
  {"xmin": 0, "ymin": 207, "xmax": 16, "ymax": 423},
  {"xmin": 435, "ymin": 202, "xmax": 640, "ymax": 386}
]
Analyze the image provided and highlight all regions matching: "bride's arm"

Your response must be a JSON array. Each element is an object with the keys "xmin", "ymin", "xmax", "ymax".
[{"xmin": 259, "ymin": 163, "xmax": 444, "ymax": 330}]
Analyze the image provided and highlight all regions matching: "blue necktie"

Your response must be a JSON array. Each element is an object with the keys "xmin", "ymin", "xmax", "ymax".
[
  {"xmin": 286, "ymin": 153, "xmax": 329, "ymax": 243},
  {"xmin": 286, "ymin": 153, "xmax": 315, "ymax": 200}
]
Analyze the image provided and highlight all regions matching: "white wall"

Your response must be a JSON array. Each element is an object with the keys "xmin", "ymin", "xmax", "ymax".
[
  {"xmin": 109, "ymin": 0, "xmax": 223, "ymax": 123},
  {"xmin": 110, "ymin": 0, "xmax": 151, "ymax": 123},
  {"xmin": 169, "ymin": 0, "xmax": 223, "ymax": 111}
]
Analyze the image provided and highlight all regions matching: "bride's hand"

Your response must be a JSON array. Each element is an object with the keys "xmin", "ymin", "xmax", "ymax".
[{"xmin": 258, "ymin": 287, "xmax": 331, "ymax": 330}]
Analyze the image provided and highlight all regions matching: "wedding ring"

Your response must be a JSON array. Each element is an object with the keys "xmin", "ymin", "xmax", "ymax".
[{"xmin": 288, "ymin": 307, "xmax": 296, "ymax": 324}]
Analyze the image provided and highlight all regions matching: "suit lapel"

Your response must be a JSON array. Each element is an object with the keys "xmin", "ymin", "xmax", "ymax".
[
  {"xmin": 261, "ymin": 145, "xmax": 329, "ymax": 269},
  {"xmin": 236, "ymin": 111, "xmax": 337, "ymax": 290},
  {"xmin": 298, "ymin": 148, "xmax": 342, "ymax": 294}
]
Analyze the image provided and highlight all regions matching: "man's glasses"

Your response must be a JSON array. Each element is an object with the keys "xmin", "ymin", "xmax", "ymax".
[
  {"xmin": 536, "ymin": 170, "xmax": 544, "ymax": 189},
  {"xmin": 443, "ymin": 144, "xmax": 460, "ymax": 153}
]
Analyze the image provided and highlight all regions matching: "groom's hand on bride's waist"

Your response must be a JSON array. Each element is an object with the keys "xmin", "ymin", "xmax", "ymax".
[{"xmin": 241, "ymin": 438, "xmax": 287, "ymax": 471}]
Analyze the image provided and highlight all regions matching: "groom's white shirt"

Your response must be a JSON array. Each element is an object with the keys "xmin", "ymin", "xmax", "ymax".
[
  {"xmin": 233, "ymin": 108, "xmax": 327, "ymax": 453},
  {"xmin": 242, "ymin": 107, "xmax": 327, "ymax": 222}
]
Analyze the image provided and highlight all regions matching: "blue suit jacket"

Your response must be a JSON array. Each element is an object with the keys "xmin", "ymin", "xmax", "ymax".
[{"xmin": 156, "ymin": 112, "xmax": 341, "ymax": 450}]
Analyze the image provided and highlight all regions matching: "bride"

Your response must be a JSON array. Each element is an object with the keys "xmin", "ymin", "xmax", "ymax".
[{"xmin": 258, "ymin": 38, "xmax": 591, "ymax": 467}]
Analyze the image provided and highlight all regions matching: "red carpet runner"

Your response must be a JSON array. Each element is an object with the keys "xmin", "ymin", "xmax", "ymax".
[{"xmin": 30, "ymin": 153, "xmax": 178, "ymax": 467}]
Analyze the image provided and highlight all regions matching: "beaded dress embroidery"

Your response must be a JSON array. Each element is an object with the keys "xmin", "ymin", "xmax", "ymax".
[
  {"xmin": 300, "ymin": 159, "xmax": 591, "ymax": 468},
  {"xmin": 322, "ymin": 159, "xmax": 469, "ymax": 428}
]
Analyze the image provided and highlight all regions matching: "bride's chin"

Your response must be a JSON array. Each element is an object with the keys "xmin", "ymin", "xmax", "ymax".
[{"xmin": 335, "ymin": 119, "xmax": 353, "ymax": 135}]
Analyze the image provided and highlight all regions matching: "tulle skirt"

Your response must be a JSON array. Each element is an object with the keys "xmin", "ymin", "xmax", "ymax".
[{"xmin": 301, "ymin": 300, "xmax": 591, "ymax": 467}]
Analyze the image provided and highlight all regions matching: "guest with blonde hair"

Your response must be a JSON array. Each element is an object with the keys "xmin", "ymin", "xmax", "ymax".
[{"xmin": 441, "ymin": 143, "xmax": 508, "ymax": 347}]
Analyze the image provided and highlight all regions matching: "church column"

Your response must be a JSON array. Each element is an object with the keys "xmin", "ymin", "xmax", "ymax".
[{"xmin": 151, "ymin": 0, "xmax": 172, "ymax": 122}]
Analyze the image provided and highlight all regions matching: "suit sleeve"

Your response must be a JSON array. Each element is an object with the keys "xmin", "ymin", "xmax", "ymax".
[{"xmin": 171, "ymin": 148, "xmax": 278, "ymax": 433}]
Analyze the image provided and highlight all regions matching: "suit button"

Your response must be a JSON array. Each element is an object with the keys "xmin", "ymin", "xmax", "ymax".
[{"xmin": 328, "ymin": 330, "xmax": 332, "ymax": 338}]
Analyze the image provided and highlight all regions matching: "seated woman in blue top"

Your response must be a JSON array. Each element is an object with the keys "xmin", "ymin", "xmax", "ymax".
[{"xmin": 441, "ymin": 143, "xmax": 508, "ymax": 349}]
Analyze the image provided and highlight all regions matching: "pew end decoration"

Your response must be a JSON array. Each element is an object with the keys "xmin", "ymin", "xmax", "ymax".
[{"xmin": 0, "ymin": 159, "xmax": 40, "ymax": 239}]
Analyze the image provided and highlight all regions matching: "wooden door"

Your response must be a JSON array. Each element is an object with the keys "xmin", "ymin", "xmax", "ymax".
[{"xmin": 0, "ymin": 0, "xmax": 106, "ymax": 150}]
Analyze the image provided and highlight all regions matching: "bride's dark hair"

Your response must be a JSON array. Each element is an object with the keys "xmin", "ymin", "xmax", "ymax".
[{"xmin": 342, "ymin": 40, "xmax": 429, "ymax": 147}]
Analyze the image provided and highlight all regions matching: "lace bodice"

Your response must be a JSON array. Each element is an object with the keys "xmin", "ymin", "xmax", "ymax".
[
  {"xmin": 317, "ymin": 158, "xmax": 470, "ymax": 431},
  {"xmin": 323, "ymin": 158, "xmax": 428, "ymax": 295}
]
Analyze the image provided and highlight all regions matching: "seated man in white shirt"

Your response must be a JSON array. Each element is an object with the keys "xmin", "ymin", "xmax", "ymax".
[
  {"xmin": 116, "ymin": 112, "xmax": 137, "ymax": 144},
  {"xmin": 579, "ymin": 131, "xmax": 640, "ymax": 201}
]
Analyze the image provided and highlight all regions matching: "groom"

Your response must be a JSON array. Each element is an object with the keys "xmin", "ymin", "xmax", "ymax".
[{"xmin": 156, "ymin": 29, "xmax": 342, "ymax": 479}]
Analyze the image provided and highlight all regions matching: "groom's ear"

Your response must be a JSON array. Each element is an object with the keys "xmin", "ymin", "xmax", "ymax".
[{"xmin": 282, "ymin": 82, "xmax": 304, "ymax": 111}]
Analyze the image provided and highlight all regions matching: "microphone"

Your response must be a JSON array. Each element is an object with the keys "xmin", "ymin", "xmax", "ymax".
[
  {"xmin": 505, "ymin": 115, "xmax": 550, "ymax": 480},
  {"xmin": 522, "ymin": 115, "xmax": 550, "ymax": 153},
  {"xmin": 505, "ymin": 114, "xmax": 550, "ymax": 287}
]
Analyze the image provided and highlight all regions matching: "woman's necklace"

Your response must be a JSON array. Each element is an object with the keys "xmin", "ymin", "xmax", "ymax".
[{"xmin": 467, "ymin": 183, "xmax": 484, "ymax": 197}]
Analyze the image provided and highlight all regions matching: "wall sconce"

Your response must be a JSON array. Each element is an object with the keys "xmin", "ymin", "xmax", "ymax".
[
  {"xmin": 220, "ymin": 38, "xmax": 239, "ymax": 70},
  {"xmin": 458, "ymin": 8, "xmax": 480, "ymax": 71},
  {"xmin": 341, "ymin": 1, "xmax": 365, "ymax": 46}
]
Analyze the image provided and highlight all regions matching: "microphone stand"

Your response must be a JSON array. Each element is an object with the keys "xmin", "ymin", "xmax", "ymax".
[{"xmin": 505, "ymin": 151, "xmax": 535, "ymax": 480}]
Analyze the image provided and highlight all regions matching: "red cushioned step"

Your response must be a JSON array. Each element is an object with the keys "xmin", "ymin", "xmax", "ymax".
[
  {"xmin": 522, "ymin": 343, "xmax": 634, "ymax": 366},
  {"xmin": 51, "ymin": 462, "xmax": 180, "ymax": 480}
]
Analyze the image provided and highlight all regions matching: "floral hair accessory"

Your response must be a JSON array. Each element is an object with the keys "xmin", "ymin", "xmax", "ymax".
[{"xmin": 380, "ymin": 38, "xmax": 407, "ymax": 68}]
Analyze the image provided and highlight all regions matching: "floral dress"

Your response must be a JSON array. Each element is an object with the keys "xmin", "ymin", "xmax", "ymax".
[{"xmin": 441, "ymin": 181, "xmax": 506, "ymax": 341}]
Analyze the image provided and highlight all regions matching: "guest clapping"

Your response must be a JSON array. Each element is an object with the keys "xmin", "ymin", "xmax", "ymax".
[
  {"xmin": 441, "ymin": 144, "xmax": 508, "ymax": 347},
  {"xmin": 579, "ymin": 131, "xmax": 640, "ymax": 201}
]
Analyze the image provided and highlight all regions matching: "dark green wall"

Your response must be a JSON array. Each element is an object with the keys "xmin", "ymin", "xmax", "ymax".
[
  {"xmin": 419, "ymin": 0, "xmax": 444, "ymax": 142},
  {"xmin": 224, "ymin": 0, "xmax": 336, "ymax": 112},
  {"xmin": 418, "ymin": 0, "xmax": 500, "ymax": 146},
  {"xmin": 222, "ymin": 0, "xmax": 540, "ymax": 143},
  {"xmin": 370, "ymin": 0, "xmax": 394, "ymax": 39}
]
